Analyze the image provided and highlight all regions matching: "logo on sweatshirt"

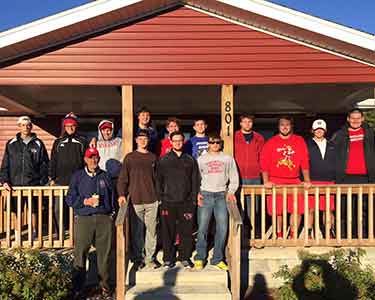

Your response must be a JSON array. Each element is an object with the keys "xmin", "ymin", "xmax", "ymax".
[
  {"xmin": 206, "ymin": 160, "xmax": 224, "ymax": 174},
  {"xmin": 276, "ymin": 144, "xmax": 295, "ymax": 170}
]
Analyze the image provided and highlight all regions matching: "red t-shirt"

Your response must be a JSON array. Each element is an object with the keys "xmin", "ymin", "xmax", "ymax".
[
  {"xmin": 159, "ymin": 138, "xmax": 173, "ymax": 157},
  {"xmin": 346, "ymin": 127, "xmax": 367, "ymax": 175},
  {"xmin": 260, "ymin": 134, "xmax": 309, "ymax": 179}
]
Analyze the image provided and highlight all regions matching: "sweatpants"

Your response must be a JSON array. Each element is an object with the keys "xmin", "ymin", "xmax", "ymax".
[
  {"xmin": 160, "ymin": 203, "xmax": 194, "ymax": 263},
  {"xmin": 73, "ymin": 214, "xmax": 114, "ymax": 292}
]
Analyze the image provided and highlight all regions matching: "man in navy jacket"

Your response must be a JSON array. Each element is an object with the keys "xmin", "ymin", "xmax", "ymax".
[{"xmin": 66, "ymin": 147, "xmax": 115, "ymax": 300}]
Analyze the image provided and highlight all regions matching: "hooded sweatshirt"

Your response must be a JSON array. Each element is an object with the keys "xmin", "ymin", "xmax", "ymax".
[{"xmin": 97, "ymin": 120, "xmax": 122, "ymax": 178}]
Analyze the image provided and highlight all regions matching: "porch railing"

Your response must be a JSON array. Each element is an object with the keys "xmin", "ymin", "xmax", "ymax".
[
  {"xmin": 241, "ymin": 184, "xmax": 375, "ymax": 248},
  {"xmin": 0, "ymin": 186, "xmax": 72, "ymax": 248}
]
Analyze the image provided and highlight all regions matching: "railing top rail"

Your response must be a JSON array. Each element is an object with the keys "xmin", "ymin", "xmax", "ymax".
[
  {"xmin": 0, "ymin": 186, "xmax": 69, "ymax": 191},
  {"xmin": 242, "ymin": 184, "xmax": 375, "ymax": 193},
  {"xmin": 227, "ymin": 200, "xmax": 243, "ymax": 228},
  {"xmin": 115, "ymin": 201, "xmax": 129, "ymax": 226}
]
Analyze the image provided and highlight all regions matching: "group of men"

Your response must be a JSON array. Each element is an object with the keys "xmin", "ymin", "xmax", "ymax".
[{"xmin": 1, "ymin": 107, "xmax": 374, "ymax": 299}]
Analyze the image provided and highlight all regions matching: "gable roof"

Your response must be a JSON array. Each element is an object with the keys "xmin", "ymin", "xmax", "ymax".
[{"xmin": 0, "ymin": 0, "xmax": 374, "ymax": 65}]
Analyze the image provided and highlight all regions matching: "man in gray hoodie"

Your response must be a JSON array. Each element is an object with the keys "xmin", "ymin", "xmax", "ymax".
[{"xmin": 194, "ymin": 132, "xmax": 239, "ymax": 271}]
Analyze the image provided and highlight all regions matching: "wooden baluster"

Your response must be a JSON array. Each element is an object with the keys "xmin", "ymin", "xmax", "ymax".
[
  {"xmin": 336, "ymin": 187, "xmax": 341, "ymax": 245},
  {"xmin": 6, "ymin": 192, "xmax": 11, "ymax": 248},
  {"xmin": 59, "ymin": 189, "xmax": 64, "ymax": 247},
  {"xmin": 0, "ymin": 193, "xmax": 3, "ymax": 234},
  {"xmin": 315, "ymin": 187, "xmax": 320, "ymax": 245},
  {"xmin": 282, "ymin": 187, "xmax": 287, "ymax": 241},
  {"xmin": 347, "ymin": 187, "xmax": 352, "ymax": 243},
  {"xmin": 304, "ymin": 189, "xmax": 309, "ymax": 246},
  {"xmin": 69, "ymin": 206, "xmax": 74, "ymax": 248},
  {"xmin": 272, "ymin": 187, "xmax": 276, "ymax": 244},
  {"xmin": 325, "ymin": 187, "xmax": 331, "ymax": 244},
  {"xmin": 369, "ymin": 186, "xmax": 374, "ymax": 242},
  {"xmin": 27, "ymin": 189, "xmax": 32, "ymax": 247},
  {"xmin": 38, "ymin": 190, "xmax": 43, "ymax": 248},
  {"xmin": 16, "ymin": 190, "xmax": 22, "ymax": 246},
  {"xmin": 261, "ymin": 187, "xmax": 266, "ymax": 245},
  {"xmin": 251, "ymin": 189, "xmax": 255, "ymax": 241},
  {"xmin": 358, "ymin": 186, "xmax": 363, "ymax": 242},
  {"xmin": 48, "ymin": 190, "xmax": 53, "ymax": 247}
]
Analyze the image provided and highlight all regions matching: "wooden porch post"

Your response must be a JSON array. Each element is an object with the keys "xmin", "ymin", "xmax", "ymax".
[
  {"xmin": 116, "ymin": 85, "xmax": 133, "ymax": 300},
  {"xmin": 221, "ymin": 84, "xmax": 234, "ymax": 155}
]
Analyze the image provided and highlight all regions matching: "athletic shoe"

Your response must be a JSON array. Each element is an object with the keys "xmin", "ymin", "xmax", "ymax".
[
  {"xmin": 163, "ymin": 261, "xmax": 175, "ymax": 269},
  {"xmin": 181, "ymin": 259, "xmax": 194, "ymax": 269},
  {"xmin": 212, "ymin": 261, "xmax": 228, "ymax": 271},
  {"xmin": 194, "ymin": 260, "xmax": 204, "ymax": 270}
]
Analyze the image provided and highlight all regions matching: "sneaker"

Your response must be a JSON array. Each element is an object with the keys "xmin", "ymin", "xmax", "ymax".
[
  {"xmin": 181, "ymin": 259, "xmax": 194, "ymax": 269},
  {"xmin": 163, "ymin": 261, "xmax": 175, "ymax": 269},
  {"xmin": 146, "ymin": 259, "xmax": 161, "ymax": 269},
  {"xmin": 212, "ymin": 261, "xmax": 228, "ymax": 271},
  {"xmin": 194, "ymin": 260, "xmax": 204, "ymax": 270},
  {"xmin": 133, "ymin": 261, "xmax": 146, "ymax": 271}
]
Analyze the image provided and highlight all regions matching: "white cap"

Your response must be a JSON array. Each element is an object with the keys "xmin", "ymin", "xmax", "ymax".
[
  {"xmin": 17, "ymin": 116, "xmax": 32, "ymax": 125},
  {"xmin": 312, "ymin": 119, "xmax": 327, "ymax": 131}
]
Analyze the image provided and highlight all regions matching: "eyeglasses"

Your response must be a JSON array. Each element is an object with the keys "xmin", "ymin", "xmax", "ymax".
[{"xmin": 208, "ymin": 140, "xmax": 221, "ymax": 145}]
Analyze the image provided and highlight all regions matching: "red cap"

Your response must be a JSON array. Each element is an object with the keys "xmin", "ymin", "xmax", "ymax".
[
  {"xmin": 99, "ymin": 121, "xmax": 113, "ymax": 130},
  {"xmin": 63, "ymin": 118, "xmax": 78, "ymax": 126},
  {"xmin": 84, "ymin": 147, "xmax": 100, "ymax": 158}
]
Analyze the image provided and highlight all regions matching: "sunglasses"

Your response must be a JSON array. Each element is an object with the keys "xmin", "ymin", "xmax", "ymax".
[{"xmin": 208, "ymin": 140, "xmax": 221, "ymax": 145}]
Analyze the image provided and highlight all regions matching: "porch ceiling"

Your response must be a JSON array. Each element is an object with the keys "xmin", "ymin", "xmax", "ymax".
[{"xmin": 0, "ymin": 83, "xmax": 373, "ymax": 116}]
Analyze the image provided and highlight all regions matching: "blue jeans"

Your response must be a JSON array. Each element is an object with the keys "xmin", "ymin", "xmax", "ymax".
[{"xmin": 195, "ymin": 191, "xmax": 228, "ymax": 265}]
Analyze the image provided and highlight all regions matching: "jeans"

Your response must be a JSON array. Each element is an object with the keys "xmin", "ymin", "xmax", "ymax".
[
  {"xmin": 130, "ymin": 201, "xmax": 158, "ymax": 263},
  {"xmin": 195, "ymin": 191, "xmax": 228, "ymax": 265}
]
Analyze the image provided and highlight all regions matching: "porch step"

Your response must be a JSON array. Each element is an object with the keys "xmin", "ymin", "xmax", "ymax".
[
  {"xmin": 127, "ymin": 263, "xmax": 228, "ymax": 286},
  {"xmin": 126, "ymin": 283, "xmax": 231, "ymax": 300},
  {"xmin": 125, "ymin": 260, "xmax": 231, "ymax": 300}
]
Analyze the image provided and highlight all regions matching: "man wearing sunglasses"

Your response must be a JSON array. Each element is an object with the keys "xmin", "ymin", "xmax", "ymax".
[{"xmin": 194, "ymin": 133, "xmax": 239, "ymax": 271}]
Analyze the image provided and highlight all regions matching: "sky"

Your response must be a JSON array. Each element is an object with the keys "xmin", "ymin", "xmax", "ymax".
[{"xmin": 0, "ymin": 0, "xmax": 374, "ymax": 34}]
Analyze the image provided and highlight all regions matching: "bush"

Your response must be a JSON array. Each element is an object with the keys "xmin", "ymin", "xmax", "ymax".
[
  {"xmin": 0, "ymin": 248, "xmax": 73, "ymax": 300},
  {"xmin": 273, "ymin": 248, "xmax": 375, "ymax": 300}
]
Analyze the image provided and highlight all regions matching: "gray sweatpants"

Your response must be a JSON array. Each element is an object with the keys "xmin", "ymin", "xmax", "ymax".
[{"xmin": 130, "ymin": 201, "xmax": 158, "ymax": 263}]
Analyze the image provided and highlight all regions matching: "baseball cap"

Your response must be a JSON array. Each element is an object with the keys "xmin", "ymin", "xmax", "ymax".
[
  {"xmin": 84, "ymin": 147, "xmax": 100, "ymax": 159},
  {"xmin": 63, "ymin": 112, "xmax": 78, "ymax": 126},
  {"xmin": 312, "ymin": 119, "xmax": 327, "ymax": 131},
  {"xmin": 17, "ymin": 116, "xmax": 32, "ymax": 125},
  {"xmin": 99, "ymin": 121, "xmax": 113, "ymax": 130}
]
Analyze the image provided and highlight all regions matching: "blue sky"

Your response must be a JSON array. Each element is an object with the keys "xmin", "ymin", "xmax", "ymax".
[{"xmin": 0, "ymin": 0, "xmax": 374, "ymax": 34}]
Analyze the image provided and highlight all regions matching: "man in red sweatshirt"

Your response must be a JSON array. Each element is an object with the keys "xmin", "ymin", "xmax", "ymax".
[
  {"xmin": 260, "ymin": 116, "xmax": 311, "ymax": 239},
  {"xmin": 158, "ymin": 117, "xmax": 180, "ymax": 157},
  {"xmin": 234, "ymin": 114, "xmax": 264, "ymax": 237}
]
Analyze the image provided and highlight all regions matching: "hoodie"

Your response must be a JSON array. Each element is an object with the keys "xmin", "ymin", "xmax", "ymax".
[{"xmin": 97, "ymin": 120, "xmax": 122, "ymax": 178}]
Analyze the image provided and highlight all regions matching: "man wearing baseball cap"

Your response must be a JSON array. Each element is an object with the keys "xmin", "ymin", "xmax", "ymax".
[
  {"xmin": 306, "ymin": 119, "xmax": 336, "ymax": 239},
  {"xmin": 0, "ymin": 116, "xmax": 49, "ymax": 241},
  {"xmin": 66, "ymin": 147, "xmax": 115, "ymax": 299},
  {"xmin": 49, "ymin": 112, "xmax": 88, "ymax": 238}
]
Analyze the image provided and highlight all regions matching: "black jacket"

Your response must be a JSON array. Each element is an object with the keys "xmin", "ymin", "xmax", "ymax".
[
  {"xmin": 155, "ymin": 150, "xmax": 200, "ymax": 212},
  {"xmin": 0, "ymin": 133, "xmax": 49, "ymax": 186},
  {"xmin": 49, "ymin": 133, "xmax": 88, "ymax": 185},
  {"xmin": 331, "ymin": 123, "xmax": 375, "ymax": 183},
  {"xmin": 306, "ymin": 138, "xmax": 336, "ymax": 182}
]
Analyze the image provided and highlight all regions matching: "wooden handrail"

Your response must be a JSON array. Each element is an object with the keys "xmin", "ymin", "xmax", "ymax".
[
  {"xmin": 227, "ymin": 197, "xmax": 243, "ymax": 300},
  {"xmin": 116, "ymin": 202, "xmax": 130, "ymax": 300}
]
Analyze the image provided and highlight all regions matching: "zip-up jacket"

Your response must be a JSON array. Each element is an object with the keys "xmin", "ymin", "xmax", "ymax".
[
  {"xmin": 234, "ymin": 130, "xmax": 265, "ymax": 180},
  {"xmin": 0, "ymin": 133, "xmax": 49, "ymax": 186},
  {"xmin": 155, "ymin": 151, "xmax": 200, "ymax": 212},
  {"xmin": 331, "ymin": 123, "xmax": 375, "ymax": 183},
  {"xmin": 306, "ymin": 138, "xmax": 336, "ymax": 182},
  {"xmin": 49, "ymin": 133, "xmax": 88, "ymax": 185},
  {"xmin": 65, "ymin": 168, "xmax": 115, "ymax": 216}
]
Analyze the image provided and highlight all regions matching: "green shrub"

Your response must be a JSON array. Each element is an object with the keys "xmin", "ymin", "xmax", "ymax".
[
  {"xmin": 0, "ymin": 248, "xmax": 73, "ymax": 300},
  {"xmin": 274, "ymin": 248, "xmax": 375, "ymax": 300}
]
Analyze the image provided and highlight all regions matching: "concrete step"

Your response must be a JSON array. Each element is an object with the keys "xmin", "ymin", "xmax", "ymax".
[
  {"xmin": 126, "ymin": 284, "xmax": 231, "ymax": 300},
  {"xmin": 127, "ymin": 262, "xmax": 228, "ymax": 286}
]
